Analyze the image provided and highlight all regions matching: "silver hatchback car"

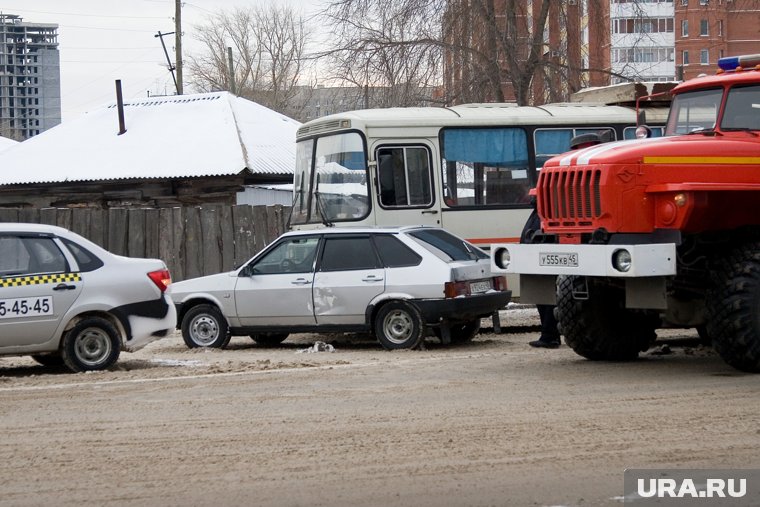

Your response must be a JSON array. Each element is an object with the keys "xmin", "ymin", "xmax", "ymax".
[
  {"xmin": 0, "ymin": 223, "xmax": 176, "ymax": 372},
  {"xmin": 171, "ymin": 226, "xmax": 511, "ymax": 350}
]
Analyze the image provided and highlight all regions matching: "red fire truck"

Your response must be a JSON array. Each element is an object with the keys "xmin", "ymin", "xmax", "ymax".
[{"xmin": 491, "ymin": 54, "xmax": 760, "ymax": 372}]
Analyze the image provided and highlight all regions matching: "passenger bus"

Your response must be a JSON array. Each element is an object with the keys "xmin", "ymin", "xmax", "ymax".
[{"xmin": 290, "ymin": 103, "xmax": 666, "ymax": 294}]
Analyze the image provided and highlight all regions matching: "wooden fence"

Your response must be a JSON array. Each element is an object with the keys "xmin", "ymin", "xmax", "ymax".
[{"xmin": 0, "ymin": 205, "xmax": 291, "ymax": 282}]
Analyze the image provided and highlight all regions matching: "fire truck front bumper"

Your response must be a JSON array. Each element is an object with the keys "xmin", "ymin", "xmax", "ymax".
[{"xmin": 490, "ymin": 243, "xmax": 677, "ymax": 308}]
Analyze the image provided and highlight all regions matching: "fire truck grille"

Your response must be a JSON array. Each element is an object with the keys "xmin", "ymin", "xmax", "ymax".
[{"xmin": 538, "ymin": 168, "xmax": 603, "ymax": 225}]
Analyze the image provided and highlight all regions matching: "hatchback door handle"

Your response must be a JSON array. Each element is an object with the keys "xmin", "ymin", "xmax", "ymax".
[
  {"xmin": 362, "ymin": 276, "xmax": 384, "ymax": 282},
  {"xmin": 421, "ymin": 210, "xmax": 438, "ymax": 215},
  {"xmin": 53, "ymin": 283, "xmax": 77, "ymax": 291},
  {"xmin": 291, "ymin": 278, "xmax": 311, "ymax": 285}
]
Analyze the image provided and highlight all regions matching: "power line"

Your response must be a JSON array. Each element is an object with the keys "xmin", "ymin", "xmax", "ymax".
[
  {"xmin": 4, "ymin": 8, "xmax": 168, "ymax": 19},
  {"xmin": 61, "ymin": 25, "xmax": 158, "ymax": 33}
]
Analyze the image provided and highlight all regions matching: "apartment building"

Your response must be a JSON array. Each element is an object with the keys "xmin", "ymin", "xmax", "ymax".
[
  {"xmin": 609, "ymin": 0, "xmax": 677, "ymax": 83},
  {"xmin": 675, "ymin": 0, "xmax": 760, "ymax": 81},
  {"xmin": 0, "ymin": 14, "xmax": 61, "ymax": 140}
]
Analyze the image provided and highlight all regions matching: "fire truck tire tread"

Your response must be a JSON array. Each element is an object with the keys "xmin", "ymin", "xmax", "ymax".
[
  {"xmin": 556, "ymin": 275, "xmax": 657, "ymax": 361},
  {"xmin": 706, "ymin": 243, "xmax": 760, "ymax": 373}
]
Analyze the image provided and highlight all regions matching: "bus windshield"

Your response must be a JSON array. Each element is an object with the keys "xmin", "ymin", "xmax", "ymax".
[{"xmin": 292, "ymin": 132, "xmax": 369, "ymax": 225}]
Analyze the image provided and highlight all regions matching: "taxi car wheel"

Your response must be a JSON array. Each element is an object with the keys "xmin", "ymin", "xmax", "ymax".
[
  {"xmin": 249, "ymin": 333, "xmax": 289, "ymax": 346},
  {"xmin": 182, "ymin": 304, "xmax": 230, "ymax": 349},
  {"xmin": 31, "ymin": 353, "xmax": 65, "ymax": 367},
  {"xmin": 374, "ymin": 301, "xmax": 424, "ymax": 350},
  {"xmin": 61, "ymin": 317, "xmax": 121, "ymax": 372}
]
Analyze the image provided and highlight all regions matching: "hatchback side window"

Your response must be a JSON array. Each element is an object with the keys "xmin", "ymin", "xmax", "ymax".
[
  {"xmin": 250, "ymin": 237, "xmax": 319, "ymax": 275},
  {"xmin": 319, "ymin": 236, "xmax": 380, "ymax": 271},
  {"xmin": 372, "ymin": 235, "xmax": 422, "ymax": 268}
]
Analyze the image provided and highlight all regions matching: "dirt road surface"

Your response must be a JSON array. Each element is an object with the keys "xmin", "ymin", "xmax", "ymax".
[{"xmin": 1, "ymin": 307, "xmax": 758, "ymax": 507}]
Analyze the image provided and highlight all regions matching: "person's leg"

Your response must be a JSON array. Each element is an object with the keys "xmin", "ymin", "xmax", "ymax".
[{"xmin": 530, "ymin": 304, "xmax": 561, "ymax": 348}]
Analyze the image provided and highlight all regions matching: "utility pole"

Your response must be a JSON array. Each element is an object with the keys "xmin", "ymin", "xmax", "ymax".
[
  {"xmin": 155, "ymin": 30, "xmax": 178, "ymax": 94},
  {"xmin": 175, "ymin": 0, "xmax": 183, "ymax": 95}
]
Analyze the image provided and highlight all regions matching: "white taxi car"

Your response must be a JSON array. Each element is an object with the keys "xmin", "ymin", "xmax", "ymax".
[
  {"xmin": 171, "ymin": 226, "xmax": 511, "ymax": 350},
  {"xmin": 0, "ymin": 223, "xmax": 176, "ymax": 372}
]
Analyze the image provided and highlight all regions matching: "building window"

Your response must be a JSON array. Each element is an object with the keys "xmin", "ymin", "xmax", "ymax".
[
  {"xmin": 699, "ymin": 0, "xmax": 708, "ymax": 4},
  {"xmin": 682, "ymin": 20, "xmax": 689, "ymax": 37},
  {"xmin": 700, "ymin": 19, "xmax": 709, "ymax": 36},
  {"xmin": 701, "ymin": 49, "xmax": 709, "ymax": 64},
  {"xmin": 681, "ymin": 0, "xmax": 688, "ymax": 5},
  {"xmin": 718, "ymin": 20, "xmax": 723, "ymax": 36},
  {"xmin": 683, "ymin": 50, "xmax": 690, "ymax": 65}
]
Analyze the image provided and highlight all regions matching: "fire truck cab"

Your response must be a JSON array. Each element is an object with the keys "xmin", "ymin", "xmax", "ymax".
[{"xmin": 491, "ymin": 54, "xmax": 760, "ymax": 372}]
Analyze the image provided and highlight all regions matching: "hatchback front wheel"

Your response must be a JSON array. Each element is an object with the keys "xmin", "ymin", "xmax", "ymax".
[{"xmin": 182, "ymin": 304, "xmax": 230, "ymax": 348}]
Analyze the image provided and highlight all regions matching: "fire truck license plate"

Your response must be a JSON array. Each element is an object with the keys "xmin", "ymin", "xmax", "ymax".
[{"xmin": 539, "ymin": 252, "xmax": 579, "ymax": 267}]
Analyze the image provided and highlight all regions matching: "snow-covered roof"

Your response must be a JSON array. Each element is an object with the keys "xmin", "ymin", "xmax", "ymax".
[
  {"xmin": 0, "ymin": 136, "xmax": 18, "ymax": 152},
  {"xmin": 0, "ymin": 92, "xmax": 300, "ymax": 185}
]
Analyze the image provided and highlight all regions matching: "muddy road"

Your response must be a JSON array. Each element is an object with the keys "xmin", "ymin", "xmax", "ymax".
[{"xmin": 0, "ymin": 307, "xmax": 758, "ymax": 507}]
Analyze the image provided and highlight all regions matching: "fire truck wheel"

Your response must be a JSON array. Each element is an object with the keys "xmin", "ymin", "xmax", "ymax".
[
  {"xmin": 556, "ymin": 276, "xmax": 657, "ymax": 361},
  {"xmin": 706, "ymin": 243, "xmax": 760, "ymax": 373}
]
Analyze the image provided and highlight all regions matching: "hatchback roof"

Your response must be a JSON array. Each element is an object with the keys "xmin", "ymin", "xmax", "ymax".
[{"xmin": 284, "ymin": 225, "xmax": 437, "ymax": 237}]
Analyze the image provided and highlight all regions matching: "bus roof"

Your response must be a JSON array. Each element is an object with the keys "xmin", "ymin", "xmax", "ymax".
[{"xmin": 297, "ymin": 102, "xmax": 654, "ymax": 139}]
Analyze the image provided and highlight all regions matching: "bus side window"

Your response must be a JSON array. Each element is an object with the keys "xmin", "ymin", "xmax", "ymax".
[
  {"xmin": 441, "ymin": 128, "xmax": 530, "ymax": 207},
  {"xmin": 377, "ymin": 146, "xmax": 432, "ymax": 208}
]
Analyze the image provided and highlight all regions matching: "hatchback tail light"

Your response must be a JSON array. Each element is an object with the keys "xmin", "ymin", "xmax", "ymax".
[
  {"xmin": 444, "ymin": 281, "xmax": 470, "ymax": 298},
  {"xmin": 148, "ymin": 269, "xmax": 172, "ymax": 292}
]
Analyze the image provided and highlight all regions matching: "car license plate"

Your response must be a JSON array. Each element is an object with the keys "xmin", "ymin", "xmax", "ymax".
[
  {"xmin": 0, "ymin": 296, "xmax": 53, "ymax": 319},
  {"xmin": 539, "ymin": 252, "xmax": 579, "ymax": 267},
  {"xmin": 469, "ymin": 280, "xmax": 492, "ymax": 294}
]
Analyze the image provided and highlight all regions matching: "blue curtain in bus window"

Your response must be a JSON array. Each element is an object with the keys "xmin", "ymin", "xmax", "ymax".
[
  {"xmin": 443, "ymin": 128, "xmax": 528, "ymax": 165},
  {"xmin": 534, "ymin": 129, "xmax": 573, "ymax": 157}
]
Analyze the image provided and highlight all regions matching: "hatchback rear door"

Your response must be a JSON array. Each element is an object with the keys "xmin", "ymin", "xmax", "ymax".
[{"xmin": 313, "ymin": 235, "xmax": 385, "ymax": 325}]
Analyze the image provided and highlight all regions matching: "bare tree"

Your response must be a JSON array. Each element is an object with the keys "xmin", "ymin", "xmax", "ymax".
[
  {"xmin": 185, "ymin": 4, "xmax": 314, "ymax": 118},
  {"xmin": 320, "ymin": 0, "xmax": 445, "ymax": 107},
  {"xmin": 322, "ymin": 0, "xmax": 597, "ymax": 106}
]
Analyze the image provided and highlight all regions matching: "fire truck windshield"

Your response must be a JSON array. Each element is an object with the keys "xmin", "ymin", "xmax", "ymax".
[
  {"xmin": 666, "ymin": 88, "xmax": 722, "ymax": 135},
  {"xmin": 721, "ymin": 84, "xmax": 760, "ymax": 132}
]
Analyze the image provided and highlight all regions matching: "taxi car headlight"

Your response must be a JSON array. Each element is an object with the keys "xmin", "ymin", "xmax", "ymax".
[
  {"xmin": 612, "ymin": 249, "xmax": 632, "ymax": 273},
  {"xmin": 495, "ymin": 247, "xmax": 511, "ymax": 269}
]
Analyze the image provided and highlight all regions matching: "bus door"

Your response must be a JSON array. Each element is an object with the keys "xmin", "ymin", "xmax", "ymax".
[{"xmin": 372, "ymin": 143, "xmax": 441, "ymax": 227}]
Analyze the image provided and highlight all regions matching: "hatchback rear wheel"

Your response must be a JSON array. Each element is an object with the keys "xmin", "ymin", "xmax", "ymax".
[
  {"xmin": 249, "ymin": 333, "xmax": 289, "ymax": 346},
  {"xmin": 61, "ymin": 317, "xmax": 121, "ymax": 372},
  {"xmin": 182, "ymin": 304, "xmax": 230, "ymax": 348},
  {"xmin": 374, "ymin": 301, "xmax": 424, "ymax": 350}
]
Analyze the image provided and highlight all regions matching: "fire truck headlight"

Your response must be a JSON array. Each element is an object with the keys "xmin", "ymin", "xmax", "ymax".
[
  {"xmin": 495, "ymin": 247, "xmax": 511, "ymax": 269},
  {"xmin": 612, "ymin": 249, "xmax": 632, "ymax": 273},
  {"xmin": 635, "ymin": 125, "xmax": 652, "ymax": 139}
]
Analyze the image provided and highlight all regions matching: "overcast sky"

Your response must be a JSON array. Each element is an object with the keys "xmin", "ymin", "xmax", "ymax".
[{"xmin": 2, "ymin": 0, "xmax": 324, "ymax": 121}]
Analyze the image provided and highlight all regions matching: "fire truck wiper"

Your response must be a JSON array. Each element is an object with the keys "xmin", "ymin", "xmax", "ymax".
[
  {"xmin": 686, "ymin": 127, "xmax": 722, "ymax": 136},
  {"xmin": 721, "ymin": 127, "xmax": 759, "ymax": 136}
]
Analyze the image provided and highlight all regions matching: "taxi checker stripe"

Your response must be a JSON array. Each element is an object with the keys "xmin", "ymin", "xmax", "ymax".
[{"xmin": 0, "ymin": 273, "xmax": 82, "ymax": 288}]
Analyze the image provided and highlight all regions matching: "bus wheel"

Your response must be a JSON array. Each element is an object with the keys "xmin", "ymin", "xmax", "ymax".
[
  {"xmin": 557, "ymin": 276, "xmax": 657, "ymax": 361},
  {"xmin": 706, "ymin": 243, "xmax": 760, "ymax": 373}
]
